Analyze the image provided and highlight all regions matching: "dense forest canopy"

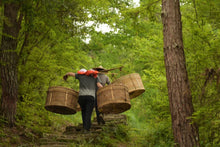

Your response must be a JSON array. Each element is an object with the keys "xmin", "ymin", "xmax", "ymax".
[{"xmin": 0, "ymin": 0, "xmax": 219, "ymax": 146}]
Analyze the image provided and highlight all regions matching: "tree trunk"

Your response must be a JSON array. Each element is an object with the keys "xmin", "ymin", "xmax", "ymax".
[
  {"xmin": 0, "ymin": 3, "xmax": 22, "ymax": 127},
  {"xmin": 161, "ymin": 0, "xmax": 200, "ymax": 146}
]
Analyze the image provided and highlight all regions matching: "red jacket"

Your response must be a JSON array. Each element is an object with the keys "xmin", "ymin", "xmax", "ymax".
[{"xmin": 77, "ymin": 70, "xmax": 99, "ymax": 78}]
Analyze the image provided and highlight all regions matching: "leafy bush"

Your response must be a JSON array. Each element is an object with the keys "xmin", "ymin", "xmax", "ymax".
[{"xmin": 16, "ymin": 95, "xmax": 80, "ymax": 139}]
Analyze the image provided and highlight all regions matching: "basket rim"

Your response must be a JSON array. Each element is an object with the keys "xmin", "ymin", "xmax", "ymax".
[
  {"xmin": 45, "ymin": 105, "xmax": 77, "ymax": 114},
  {"xmin": 48, "ymin": 86, "xmax": 78, "ymax": 92},
  {"xmin": 97, "ymin": 84, "xmax": 128, "ymax": 93},
  {"xmin": 47, "ymin": 86, "xmax": 79, "ymax": 95}
]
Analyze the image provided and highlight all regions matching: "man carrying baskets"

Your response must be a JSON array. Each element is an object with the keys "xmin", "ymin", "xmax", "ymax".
[
  {"xmin": 93, "ymin": 66, "xmax": 111, "ymax": 125},
  {"xmin": 63, "ymin": 69, "xmax": 103, "ymax": 133}
]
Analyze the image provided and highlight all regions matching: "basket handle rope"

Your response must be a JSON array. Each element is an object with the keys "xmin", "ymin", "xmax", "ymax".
[
  {"xmin": 125, "ymin": 87, "xmax": 127, "ymax": 102},
  {"xmin": 111, "ymin": 85, "xmax": 114, "ymax": 101},
  {"xmin": 65, "ymin": 92, "xmax": 68, "ymax": 106},
  {"xmin": 49, "ymin": 92, "xmax": 53, "ymax": 104}
]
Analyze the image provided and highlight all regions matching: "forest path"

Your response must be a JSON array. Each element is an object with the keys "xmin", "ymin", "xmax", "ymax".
[{"xmin": 37, "ymin": 114, "xmax": 127, "ymax": 147}]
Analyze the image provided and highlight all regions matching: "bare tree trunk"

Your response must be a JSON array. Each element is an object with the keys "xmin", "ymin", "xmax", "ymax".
[
  {"xmin": 0, "ymin": 3, "xmax": 22, "ymax": 127},
  {"xmin": 161, "ymin": 0, "xmax": 200, "ymax": 146}
]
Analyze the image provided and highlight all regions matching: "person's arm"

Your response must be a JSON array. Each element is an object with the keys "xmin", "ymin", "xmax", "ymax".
[
  {"xmin": 97, "ymin": 82, "xmax": 103, "ymax": 88},
  {"xmin": 96, "ymin": 76, "xmax": 103, "ymax": 88},
  {"xmin": 106, "ymin": 76, "xmax": 111, "ymax": 85},
  {"xmin": 63, "ymin": 72, "xmax": 76, "ymax": 81}
]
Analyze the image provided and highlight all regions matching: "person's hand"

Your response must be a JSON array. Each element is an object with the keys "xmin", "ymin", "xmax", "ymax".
[{"xmin": 63, "ymin": 75, "xmax": 68, "ymax": 81}]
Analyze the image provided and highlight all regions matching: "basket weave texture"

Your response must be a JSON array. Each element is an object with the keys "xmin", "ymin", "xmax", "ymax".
[
  {"xmin": 45, "ymin": 86, "xmax": 79, "ymax": 115},
  {"xmin": 112, "ymin": 73, "xmax": 145, "ymax": 99},
  {"xmin": 97, "ymin": 84, "xmax": 131, "ymax": 114}
]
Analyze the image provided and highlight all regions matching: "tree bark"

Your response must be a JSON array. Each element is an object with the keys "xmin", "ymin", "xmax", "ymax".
[
  {"xmin": 0, "ymin": 3, "xmax": 22, "ymax": 127},
  {"xmin": 161, "ymin": 0, "xmax": 200, "ymax": 146}
]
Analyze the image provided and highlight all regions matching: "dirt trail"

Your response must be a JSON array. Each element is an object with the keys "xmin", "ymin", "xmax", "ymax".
[{"xmin": 38, "ymin": 114, "xmax": 127, "ymax": 147}]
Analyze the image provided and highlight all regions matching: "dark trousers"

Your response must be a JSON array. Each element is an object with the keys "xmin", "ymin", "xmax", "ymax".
[{"xmin": 78, "ymin": 96, "xmax": 95, "ymax": 131}]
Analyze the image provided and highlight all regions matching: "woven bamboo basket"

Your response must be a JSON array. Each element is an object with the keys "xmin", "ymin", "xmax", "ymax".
[
  {"xmin": 112, "ymin": 73, "xmax": 145, "ymax": 99},
  {"xmin": 97, "ymin": 84, "xmax": 131, "ymax": 114},
  {"xmin": 76, "ymin": 103, "xmax": 81, "ymax": 111},
  {"xmin": 45, "ymin": 86, "xmax": 79, "ymax": 115}
]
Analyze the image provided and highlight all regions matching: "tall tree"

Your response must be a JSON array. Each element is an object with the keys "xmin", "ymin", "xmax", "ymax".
[
  {"xmin": 0, "ymin": 2, "xmax": 22, "ymax": 126},
  {"xmin": 161, "ymin": 0, "xmax": 200, "ymax": 146}
]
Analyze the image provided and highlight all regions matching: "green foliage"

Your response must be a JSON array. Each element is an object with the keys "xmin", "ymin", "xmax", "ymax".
[
  {"xmin": 16, "ymin": 95, "xmax": 53, "ymax": 135},
  {"xmin": 192, "ymin": 105, "xmax": 220, "ymax": 146},
  {"xmin": 16, "ymin": 95, "xmax": 81, "ymax": 140},
  {"xmin": 95, "ymin": 124, "xmax": 131, "ymax": 146}
]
